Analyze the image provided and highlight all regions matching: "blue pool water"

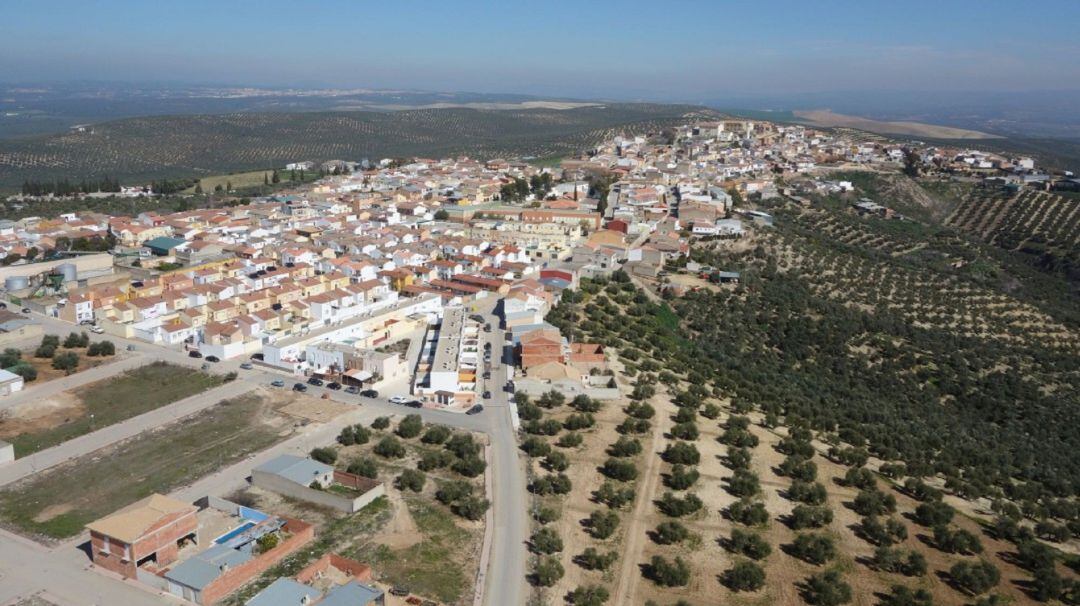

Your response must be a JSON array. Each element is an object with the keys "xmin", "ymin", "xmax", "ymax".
[{"xmin": 214, "ymin": 521, "xmax": 256, "ymax": 544}]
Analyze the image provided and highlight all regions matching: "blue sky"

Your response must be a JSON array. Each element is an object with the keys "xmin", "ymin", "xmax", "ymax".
[{"xmin": 2, "ymin": 0, "xmax": 1078, "ymax": 99}]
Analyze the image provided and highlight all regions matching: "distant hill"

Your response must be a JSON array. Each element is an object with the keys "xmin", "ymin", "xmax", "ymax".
[{"xmin": 0, "ymin": 103, "xmax": 718, "ymax": 190}]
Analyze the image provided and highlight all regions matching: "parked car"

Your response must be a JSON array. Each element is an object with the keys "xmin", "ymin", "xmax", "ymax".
[
  {"xmin": 307, "ymin": 377, "xmax": 324, "ymax": 386},
  {"xmin": 239, "ymin": 362, "xmax": 253, "ymax": 370},
  {"xmin": 483, "ymin": 341, "xmax": 492, "ymax": 350},
  {"xmin": 404, "ymin": 400, "xmax": 423, "ymax": 408},
  {"xmin": 188, "ymin": 350, "xmax": 203, "ymax": 358},
  {"xmin": 250, "ymin": 352, "xmax": 265, "ymax": 361},
  {"xmin": 293, "ymin": 383, "xmax": 307, "ymax": 392},
  {"xmin": 20, "ymin": 308, "xmax": 31, "ymax": 314},
  {"xmin": 271, "ymin": 379, "xmax": 286, "ymax": 387},
  {"xmin": 205, "ymin": 355, "xmax": 220, "ymax": 363},
  {"xmin": 389, "ymin": 395, "xmax": 408, "ymax": 404},
  {"xmin": 326, "ymin": 382, "xmax": 342, "ymax": 390},
  {"xmin": 360, "ymin": 389, "xmax": 379, "ymax": 398},
  {"xmin": 466, "ymin": 404, "xmax": 484, "ymax": 415},
  {"xmin": 344, "ymin": 385, "xmax": 359, "ymax": 394},
  {"xmin": 390, "ymin": 587, "xmax": 410, "ymax": 597},
  {"xmin": 484, "ymin": 323, "xmax": 491, "ymax": 332},
  {"xmin": 482, "ymin": 371, "xmax": 491, "ymax": 379},
  {"xmin": 483, "ymin": 390, "xmax": 491, "ymax": 399},
  {"xmin": 468, "ymin": 314, "xmax": 484, "ymax": 323},
  {"xmin": 89, "ymin": 326, "xmax": 105, "ymax": 334},
  {"xmin": 126, "ymin": 344, "xmax": 137, "ymax": 351}
]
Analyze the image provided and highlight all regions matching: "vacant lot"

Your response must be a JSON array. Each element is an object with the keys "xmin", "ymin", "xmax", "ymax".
[
  {"xmin": 0, "ymin": 391, "xmax": 290, "ymax": 540},
  {"xmin": 0, "ymin": 361, "xmax": 225, "ymax": 456}
]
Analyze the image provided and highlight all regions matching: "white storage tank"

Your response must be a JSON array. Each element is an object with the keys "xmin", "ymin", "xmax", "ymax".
[
  {"xmin": 56, "ymin": 263, "xmax": 78, "ymax": 283},
  {"xmin": 4, "ymin": 276, "xmax": 29, "ymax": 291}
]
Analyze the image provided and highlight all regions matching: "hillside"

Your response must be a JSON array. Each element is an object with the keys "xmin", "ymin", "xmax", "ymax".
[{"xmin": 0, "ymin": 103, "xmax": 717, "ymax": 189}]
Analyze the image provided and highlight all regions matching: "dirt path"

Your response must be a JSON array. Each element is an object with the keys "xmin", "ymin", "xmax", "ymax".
[{"xmin": 611, "ymin": 388, "xmax": 674, "ymax": 604}]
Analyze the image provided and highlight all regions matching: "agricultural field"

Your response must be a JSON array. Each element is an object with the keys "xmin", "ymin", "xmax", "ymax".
[
  {"xmin": 224, "ymin": 416, "xmax": 488, "ymax": 606},
  {"xmin": 0, "ymin": 360, "xmax": 225, "ymax": 456},
  {"xmin": 0, "ymin": 103, "xmax": 718, "ymax": 189},
  {"xmin": 0, "ymin": 390, "xmax": 293, "ymax": 540},
  {"xmin": 540, "ymin": 264, "xmax": 1080, "ymax": 605},
  {"xmin": 946, "ymin": 186, "xmax": 1080, "ymax": 279}
]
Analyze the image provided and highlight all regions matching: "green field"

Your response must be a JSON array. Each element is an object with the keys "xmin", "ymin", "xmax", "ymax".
[
  {"xmin": 1, "ymin": 361, "xmax": 226, "ymax": 457},
  {"xmin": 0, "ymin": 393, "xmax": 285, "ymax": 539},
  {"xmin": 0, "ymin": 104, "xmax": 719, "ymax": 189}
]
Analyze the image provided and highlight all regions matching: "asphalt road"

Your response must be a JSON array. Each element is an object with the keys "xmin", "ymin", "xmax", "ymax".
[{"xmin": 1, "ymin": 304, "xmax": 528, "ymax": 606}]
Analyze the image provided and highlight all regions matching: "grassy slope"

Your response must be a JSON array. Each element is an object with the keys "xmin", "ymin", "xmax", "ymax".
[{"xmin": 0, "ymin": 103, "xmax": 717, "ymax": 189}]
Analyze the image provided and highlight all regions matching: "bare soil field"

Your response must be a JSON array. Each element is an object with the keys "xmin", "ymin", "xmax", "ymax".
[{"xmin": 793, "ymin": 110, "xmax": 1001, "ymax": 140}]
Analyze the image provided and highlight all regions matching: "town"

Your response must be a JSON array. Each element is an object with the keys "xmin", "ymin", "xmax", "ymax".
[{"xmin": 0, "ymin": 116, "xmax": 1075, "ymax": 606}]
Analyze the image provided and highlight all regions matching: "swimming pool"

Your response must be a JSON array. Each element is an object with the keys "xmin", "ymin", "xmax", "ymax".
[{"xmin": 214, "ymin": 521, "xmax": 256, "ymax": 544}]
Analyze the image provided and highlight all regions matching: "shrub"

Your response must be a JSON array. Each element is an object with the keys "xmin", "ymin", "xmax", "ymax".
[
  {"xmin": 788, "ymin": 480, "xmax": 828, "ymax": 505},
  {"xmin": 608, "ymin": 436, "xmax": 642, "ymax": 457},
  {"xmin": 647, "ymin": 555, "xmax": 690, "ymax": 587},
  {"xmin": 662, "ymin": 442, "xmax": 700, "ymax": 465},
  {"xmin": 567, "ymin": 584, "xmax": 609, "ymax": 606},
  {"xmin": 309, "ymin": 447, "xmax": 337, "ymax": 465},
  {"xmin": 701, "ymin": 402, "xmax": 721, "ymax": 419},
  {"xmin": 665, "ymin": 464, "xmax": 700, "ymax": 490},
  {"xmin": 396, "ymin": 468, "xmax": 425, "ymax": 492},
  {"xmin": 0, "ymin": 348, "xmax": 21, "ymax": 367},
  {"xmin": 657, "ymin": 491, "xmax": 703, "ymax": 517},
  {"xmin": 878, "ymin": 585, "xmax": 933, "ymax": 606},
  {"xmin": 576, "ymin": 548, "xmax": 618, "ymax": 571},
  {"xmin": 557, "ymin": 432, "xmax": 584, "ymax": 448},
  {"xmin": 530, "ymin": 527, "xmax": 563, "ymax": 554},
  {"xmin": 452, "ymin": 455, "xmax": 486, "ymax": 478},
  {"xmin": 444, "ymin": 432, "xmax": 480, "ymax": 458},
  {"xmin": 451, "ymin": 496, "xmax": 489, "ymax": 521},
  {"xmin": 371, "ymin": 416, "xmax": 391, "ymax": 430},
  {"xmin": 588, "ymin": 510, "xmax": 620, "ymax": 539},
  {"xmin": 521, "ymin": 436, "xmax": 552, "ymax": 458},
  {"xmin": 726, "ymin": 469, "xmax": 760, "ymax": 497},
  {"xmin": 594, "ymin": 482, "xmax": 635, "ymax": 509},
  {"xmin": 728, "ymin": 528, "xmax": 772, "ymax": 560},
  {"xmin": 518, "ymin": 402, "xmax": 543, "ymax": 421},
  {"xmin": 533, "ymin": 556, "xmax": 564, "ymax": 587},
  {"xmin": 949, "ymin": 560, "xmax": 1000, "ymax": 595},
  {"xmin": 803, "ymin": 570, "xmax": 852, "ymax": 606},
  {"xmin": 255, "ymin": 533, "xmax": 279, "ymax": 554},
  {"xmin": 933, "ymin": 525, "xmax": 983, "ymax": 554},
  {"xmin": 789, "ymin": 533, "xmax": 836, "ymax": 565},
  {"xmin": 852, "ymin": 488, "xmax": 897, "ymax": 516},
  {"xmin": 421, "ymin": 425, "xmax": 451, "ymax": 444},
  {"xmin": 913, "ymin": 500, "xmax": 955, "ymax": 527},
  {"xmin": 395, "ymin": 412, "xmax": 423, "ymax": 436},
  {"xmin": 790, "ymin": 505, "xmax": 834, "ymax": 530},
  {"xmin": 600, "ymin": 458, "xmax": 637, "ymax": 481},
  {"xmin": 729, "ymin": 498, "xmax": 769, "ymax": 526},
  {"xmin": 723, "ymin": 559, "xmax": 766, "ymax": 592},
  {"xmin": 373, "ymin": 436, "xmax": 406, "ymax": 459},
  {"xmin": 670, "ymin": 421, "xmax": 699, "ymax": 441},
  {"xmin": 653, "ymin": 520, "xmax": 690, "ymax": 545},
  {"xmin": 51, "ymin": 351, "xmax": 79, "ymax": 372},
  {"xmin": 418, "ymin": 449, "xmax": 451, "ymax": 471},
  {"xmin": 347, "ymin": 457, "xmax": 378, "ymax": 478},
  {"xmin": 9, "ymin": 362, "xmax": 36, "ymax": 382},
  {"xmin": 337, "ymin": 424, "xmax": 371, "ymax": 446}
]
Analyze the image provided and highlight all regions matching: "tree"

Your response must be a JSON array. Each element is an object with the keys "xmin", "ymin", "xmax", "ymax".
[
  {"xmin": 658, "ymin": 491, "xmax": 703, "ymax": 517},
  {"xmin": 533, "ymin": 556, "xmax": 564, "ymax": 587},
  {"xmin": 608, "ymin": 436, "xmax": 642, "ymax": 457},
  {"xmin": 723, "ymin": 560, "xmax": 766, "ymax": 592},
  {"xmin": 567, "ymin": 584, "xmax": 610, "ymax": 606},
  {"xmin": 452, "ymin": 454, "xmax": 486, "ymax": 478},
  {"xmin": 396, "ymin": 469, "xmax": 426, "ymax": 492},
  {"xmin": 371, "ymin": 416, "xmax": 391, "ymax": 430},
  {"xmin": 0, "ymin": 348, "xmax": 20, "ymax": 367},
  {"xmin": 271, "ymin": 170, "xmax": 280, "ymax": 184},
  {"xmin": 588, "ymin": 510, "xmax": 620, "ymax": 539},
  {"xmin": 790, "ymin": 505, "xmax": 834, "ymax": 530},
  {"xmin": 662, "ymin": 442, "xmax": 700, "ymax": 465},
  {"xmin": 726, "ymin": 469, "xmax": 761, "ymax": 497},
  {"xmin": 535, "ymin": 506, "xmax": 560, "ymax": 525},
  {"xmin": 557, "ymin": 432, "xmax": 584, "ymax": 448},
  {"xmin": 87, "ymin": 340, "xmax": 116, "ymax": 356},
  {"xmin": 530, "ymin": 527, "xmax": 564, "ymax": 554},
  {"xmin": 601, "ymin": 458, "xmax": 637, "ymax": 481},
  {"xmin": 803, "ymin": 570, "xmax": 853, "ymax": 606},
  {"xmin": 788, "ymin": 480, "xmax": 828, "ymax": 505},
  {"xmin": 347, "ymin": 457, "xmax": 378, "ymax": 478},
  {"xmin": 418, "ymin": 450, "xmax": 451, "ymax": 471},
  {"xmin": 852, "ymin": 488, "xmax": 897, "ymax": 516},
  {"xmin": 543, "ymin": 450, "xmax": 570, "ymax": 472},
  {"xmin": 878, "ymin": 585, "xmax": 933, "ymax": 606},
  {"xmin": 949, "ymin": 560, "xmax": 1000, "ymax": 595},
  {"xmin": 571, "ymin": 394, "xmax": 601, "ymax": 413},
  {"xmin": 728, "ymin": 528, "xmax": 772, "ymax": 560},
  {"xmin": 576, "ymin": 547, "xmax": 618, "ymax": 571},
  {"xmin": 594, "ymin": 482, "xmax": 635, "ymax": 509},
  {"xmin": 309, "ymin": 447, "xmax": 337, "ymax": 465},
  {"xmin": 653, "ymin": 520, "xmax": 690, "ymax": 545},
  {"xmin": 396, "ymin": 414, "xmax": 424, "ymax": 439},
  {"xmin": 63, "ymin": 331, "xmax": 88, "ymax": 348},
  {"xmin": 857, "ymin": 515, "xmax": 907, "ymax": 546},
  {"xmin": 729, "ymin": 498, "xmax": 770, "ymax": 526},
  {"xmin": 451, "ymin": 495, "xmax": 489, "ymax": 520},
  {"xmin": 872, "ymin": 546, "xmax": 926, "ymax": 577},
  {"xmin": 665, "ymin": 464, "xmax": 700, "ymax": 490},
  {"xmin": 9, "ymin": 362, "xmax": 36, "ymax": 382},
  {"xmin": 790, "ymin": 533, "xmax": 837, "ymax": 565},
  {"xmin": 933, "ymin": 525, "xmax": 982, "ymax": 554},
  {"xmin": 433, "ymin": 209, "xmax": 450, "ymax": 220},
  {"xmin": 913, "ymin": 501, "xmax": 955, "ymax": 527},
  {"xmin": 373, "ymin": 436, "xmax": 406, "ymax": 459},
  {"xmin": 255, "ymin": 532, "xmax": 280, "ymax": 554},
  {"xmin": 521, "ymin": 436, "xmax": 552, "ymax": 458},
  {"xmin": 647, "ymin": 555, "xmax": 691, "ymax": 587}
]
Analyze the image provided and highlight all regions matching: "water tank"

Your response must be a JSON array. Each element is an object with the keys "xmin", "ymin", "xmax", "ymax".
[
  {"xmin": 4, "ymin": 275, "xmax": 28, "ymax": 291},
  {"xmin": 56, "ymin": 263, "xmax": 78, "ymax": 283}
]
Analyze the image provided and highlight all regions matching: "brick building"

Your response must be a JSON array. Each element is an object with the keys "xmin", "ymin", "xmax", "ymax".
[{"xmin": 86, "ymin": 494, "xmax": 199, "ymax": 579}]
